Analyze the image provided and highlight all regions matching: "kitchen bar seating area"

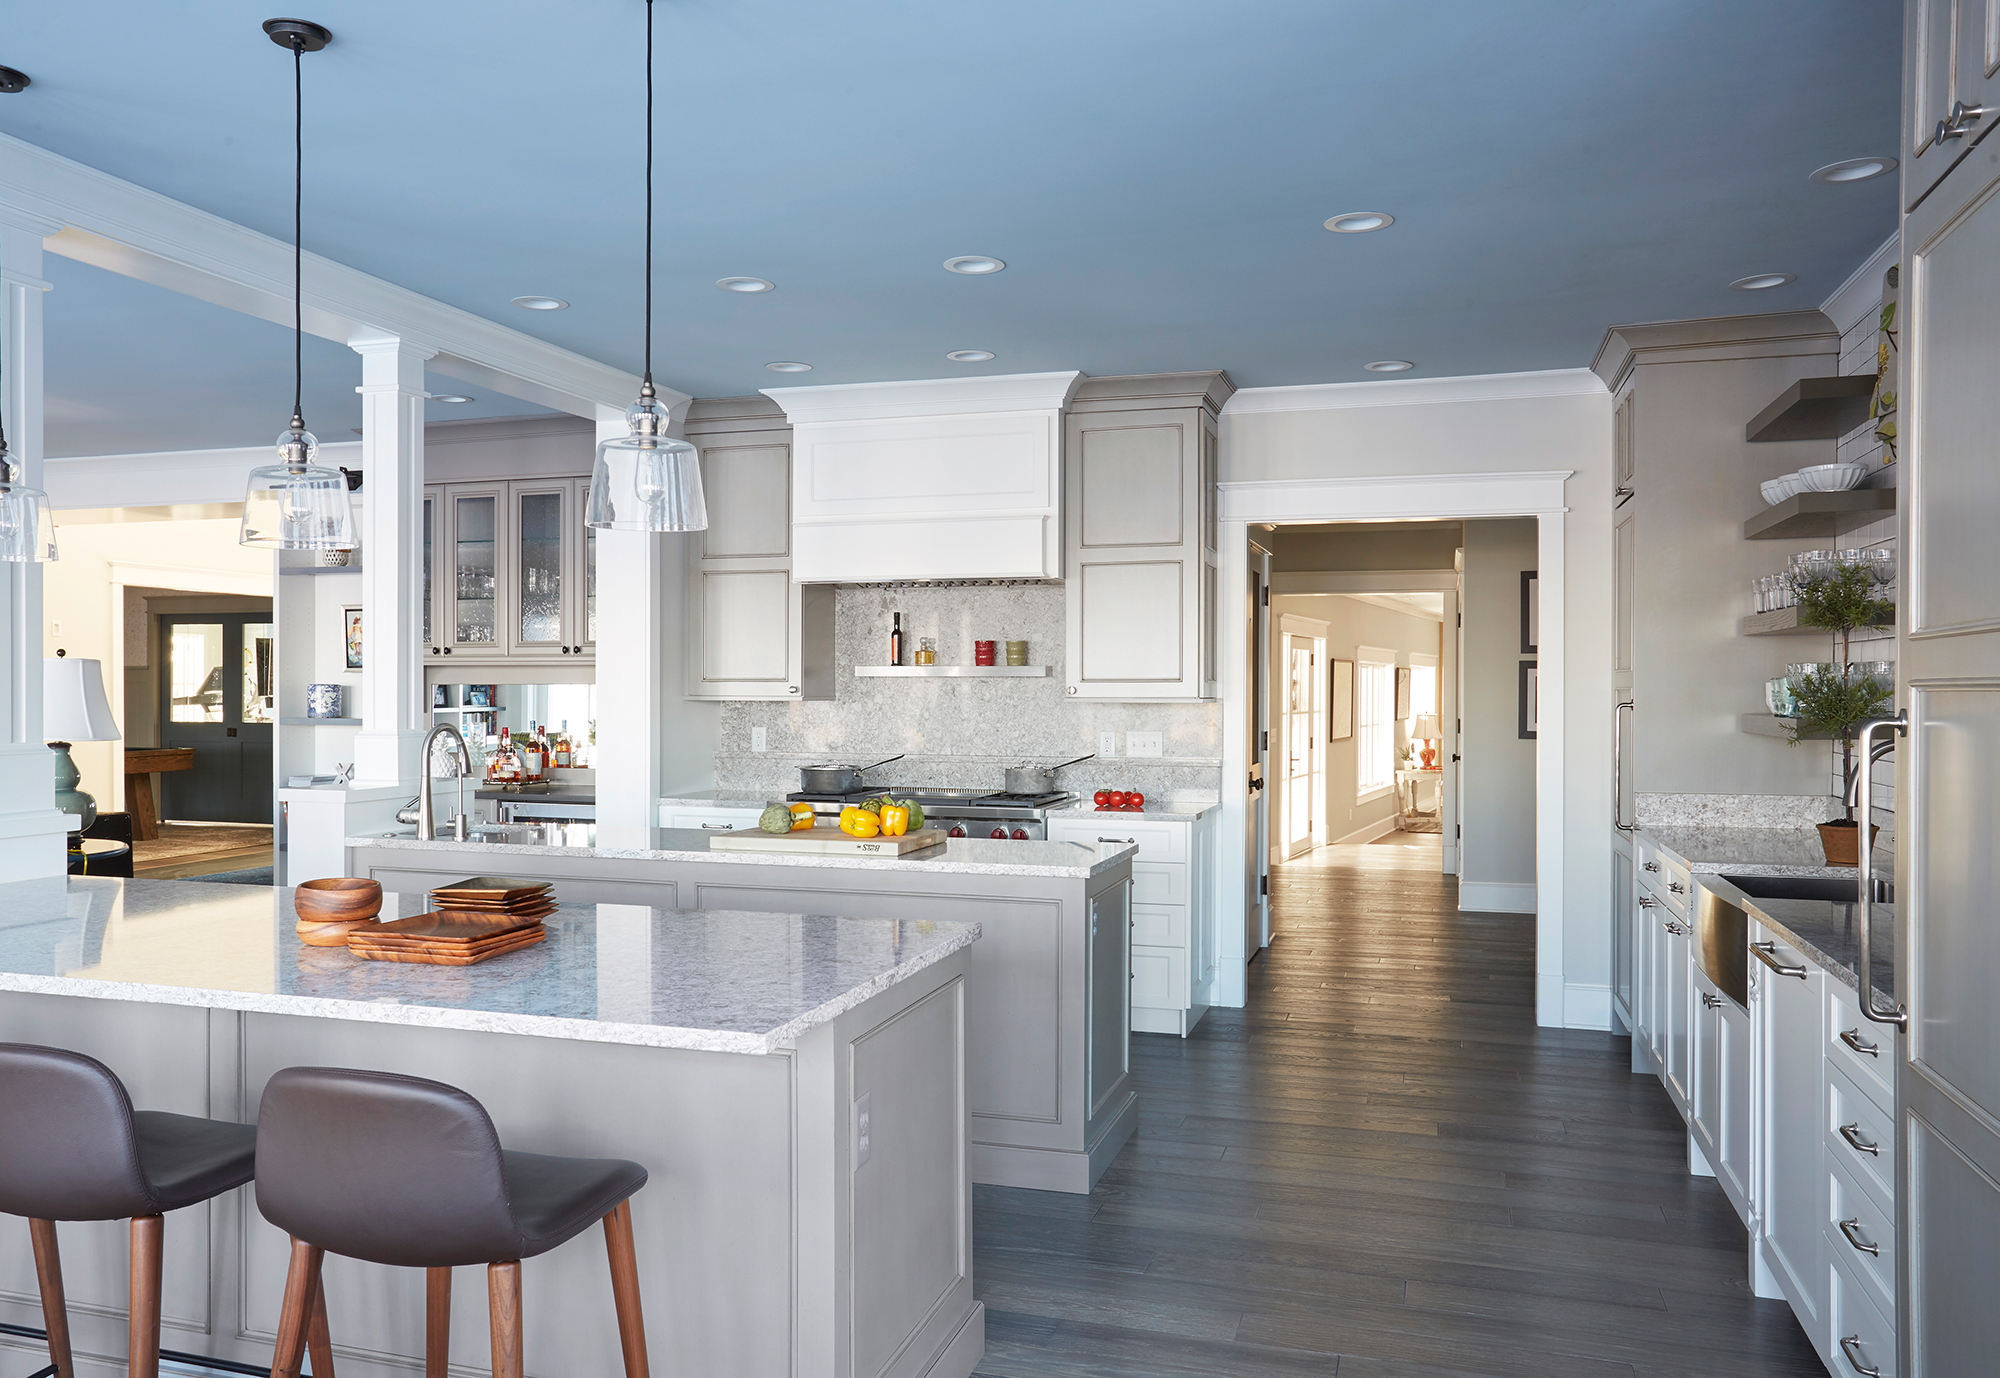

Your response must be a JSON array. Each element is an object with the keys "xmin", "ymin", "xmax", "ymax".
[{"xmin": 0, "ymin": 4, "xmax": 1993, "ymax": 1376}]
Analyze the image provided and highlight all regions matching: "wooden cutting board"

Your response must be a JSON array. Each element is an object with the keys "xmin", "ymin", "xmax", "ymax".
[
  {"xmin": 349, "ymin": 928, "xmax": 547, "ymax": 966},
  {"xmin": 361, "ymin": 911, "xmax": 545, "ymax": 943},
  {"xmin": 706, "ymin": 826, "xmax": 948, "ymax": 857}
]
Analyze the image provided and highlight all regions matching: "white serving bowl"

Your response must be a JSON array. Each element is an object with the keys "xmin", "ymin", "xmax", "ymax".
[
  {"xmin": 1760, "ymin": 478, "xmax": 1789, "ymax": 505},
  {"xmin": 1796, "ymin": 462, "xmax": 1867, "ymax": 492}
]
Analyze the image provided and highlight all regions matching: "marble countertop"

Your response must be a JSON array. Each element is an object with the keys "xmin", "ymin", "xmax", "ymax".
[
  {"xmin": 0, "ymin": 878, "xmax": 978, "ymax": 1055},
  {"xmin": 1050, "ymin": 797, "xmax": 1220, "ymax": 823},
  {"xmin": 657, "ymin": 791, "xmax": 779, "ymax": 810},
  {"xmin": 348, "ymin": 829, "xmax": 1136, "ymax": 879}
]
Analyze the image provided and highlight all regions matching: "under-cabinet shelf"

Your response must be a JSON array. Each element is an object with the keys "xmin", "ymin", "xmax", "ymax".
[
  {"xmin": 1740, "ymin": 713, "xmax": 1833, "ymax": 741},
  {"xmin": 1743, "ymin": 488, "xmax": 1896, "ymax": 540},
  {"xmin": 280, "ymin": 716, "xmax": 362, "ymax": 726},
  {"xmin": 854, "ymin": 665, "xmax": 1050, "ymax": 678},
  {"xmin": 1741, "ymin": 606, "xmax": 1894, "ymax": 636},
  {"xmin": 1745, "ymin": 375, "xmax": 1879, "ymax": 442}
]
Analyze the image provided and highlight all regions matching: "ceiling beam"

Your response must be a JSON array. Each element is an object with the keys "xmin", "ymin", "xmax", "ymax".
[{"xmin": 0, "ymin": 131, "xmax": 681, "ymax": 418}]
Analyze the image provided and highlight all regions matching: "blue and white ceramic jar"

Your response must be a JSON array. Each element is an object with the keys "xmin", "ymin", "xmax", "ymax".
[{"xmin": 305, "ymin": 683, "xmax": 343, "ymax": 719}]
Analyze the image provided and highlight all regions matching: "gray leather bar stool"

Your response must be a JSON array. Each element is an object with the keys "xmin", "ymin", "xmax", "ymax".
[
  {"xmin": 0, "ymin": 1043, "xmax": 324, "ymax": 1378},
  {"xmin": 255, "ymin": 1067, "xmax": 652, "ymax": 1378}
]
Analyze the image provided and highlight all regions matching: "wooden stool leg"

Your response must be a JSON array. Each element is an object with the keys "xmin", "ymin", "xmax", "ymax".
[
  {"xmin": 602, "ymin": 1202, "xmax": 651, "ymax": 1378},
  {"xmin": 425, "ymin": 1267, "xmax": 451, "ymax": 1378},
  {"xmin": 127, "ymin": 772, "xmax": 160, "ymax": 841},
  {"xmin": 28, "ymin": 1219, "xmax": 73, "ymax": 1378},
  {"xmin": 269, "ymin": 1237, "xmax": 323, "ymax": 1378},
  {"xmin": 306, "ymin": 1274, "xmax": 336, "ymax": 1378},
  {"xmin": 128, "ymin": 1216, "xmax": 163, "ymax": 1378},
  {"xmin": 487, "ymin": 1262, "xmax": 522, "ymax": 1378}
]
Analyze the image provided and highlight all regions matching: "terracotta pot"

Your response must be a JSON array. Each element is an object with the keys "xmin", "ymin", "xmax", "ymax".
[
  {"xmin": 1816, "ymin": 820, "xmax": 1880, "ymax": 867},
  {"xmin": 294, "ymin": 877, "xmax": 384, "ymax": 947}
]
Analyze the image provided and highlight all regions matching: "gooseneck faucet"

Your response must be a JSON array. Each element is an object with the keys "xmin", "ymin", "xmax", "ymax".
[{"xmin": 418, "ymin": 722, "xmax": 473, "ymax": 841}]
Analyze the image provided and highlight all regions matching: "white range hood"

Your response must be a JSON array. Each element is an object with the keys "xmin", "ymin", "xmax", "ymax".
[{"xmin": 761, "ymin": 371, "xmax": 1082, "ymax": 583}]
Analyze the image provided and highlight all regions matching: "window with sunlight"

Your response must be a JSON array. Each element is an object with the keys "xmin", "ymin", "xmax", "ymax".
[{"xmin": 1356, "ymin": 656, "xmax": 1395, "ymax": 797}]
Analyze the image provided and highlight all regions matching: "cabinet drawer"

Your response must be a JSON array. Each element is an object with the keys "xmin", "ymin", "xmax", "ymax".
[
  {"xmin": 1826, "ymin": 1063, "xmax": 1896, "ymax": 1213},
  {"xmin": 664, "ymin": 809, "xmax": 765, "ymax": 831},
  {"xmin": 1827, "ymin": 1155, "xmax": 1896, "ymax": 1317},
  {"xmin": 1132, "ymin": 903, "xmax": 1187, "ymax": 948},
  {"xmin": 1827, "ymin": 1253, "xmax": 1897, "ymax": 1378},
  {"xmin": 1132, "ymin": 861, "xmax": 1187, "ymax": 906},
  {"xmin": 1826, "ymin": 982, "xmax": 1895, "ymax": 1112},
  {"xmin": 1051, "ymin": 817, "xmax": 1186, "ymax": 863},
  {"xmin": 1131, "ymin": 944, "xmax": 1188, "ymax": 1011}
]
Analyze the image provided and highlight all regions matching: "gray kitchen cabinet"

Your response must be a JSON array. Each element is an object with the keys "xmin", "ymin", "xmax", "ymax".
[
  {"xmin": 1751, "ymin": 920, "xmax": 1825, "ymax": 1333},
  {"xmin": 1063, "ymin": 372, "xmax": 1231, "ymax": 702},
  {"xmin": 683, "ymin": 396, "xmax": 832, "ymax": 701},
  {"xmin": 424, "ymin": 478, "xmax": 595, "ymax": 666},
  {"xmin": 1904, "ymin": 0, "xmax": 2000, "ymax": 211}
]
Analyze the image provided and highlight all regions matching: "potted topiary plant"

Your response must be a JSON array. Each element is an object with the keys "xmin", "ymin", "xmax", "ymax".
[{"xmin": 1785, "ymin": 558, "xmax": 1894, "ymax": 865}]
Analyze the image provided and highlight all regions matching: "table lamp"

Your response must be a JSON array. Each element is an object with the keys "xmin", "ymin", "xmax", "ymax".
[
  {"xmin": 45, "ymin": 656, "xmax": 121, "ymax": 832},
  {"xmin": 1411, "ymin": 714, "xmax": 1442, "ymax": 770}
]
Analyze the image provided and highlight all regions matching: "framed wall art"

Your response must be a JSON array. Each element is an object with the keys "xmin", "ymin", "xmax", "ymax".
[
  {"xmin": 1521, "ymin": 571, "xmax": 1539, "ymax": 654},
  {"xmin": 343, "ymin": 606, "xmax": 363, "ymax": 670},
  {"xmin": 1519, "ymin": 659, "xmax": 1538, "ymax": 740}
]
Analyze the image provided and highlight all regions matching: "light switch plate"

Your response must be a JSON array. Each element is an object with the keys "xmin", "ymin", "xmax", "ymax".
[
  {"xmin": 1127, "ymin": 731, "xmax": 1163, "ymax": 758},
  {"xmin": 1098, "ymin": 731, "xmax": 1118, "ymax": 759},
  {"xmin": 751, "ymin": 726, "xmax": 767, "ymax": 753},
  {"xmin": 853, "ymin": 1092, "xmax": 872, "ymax": 1168}
]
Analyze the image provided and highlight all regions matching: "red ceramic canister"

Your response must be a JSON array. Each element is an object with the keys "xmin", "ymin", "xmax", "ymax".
[{"xmin": 974, "ymin": 640, "xmax": 997, "ymax": 665}]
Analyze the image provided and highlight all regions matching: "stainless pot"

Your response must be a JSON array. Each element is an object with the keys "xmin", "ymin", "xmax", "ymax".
[
  {"xmin": 798, "ymin": 754, "xmax": 904, "ymax": 794},
  {"xmin": 1004, "ymin": 754, "xmax": 1095, "ymax": 795}
]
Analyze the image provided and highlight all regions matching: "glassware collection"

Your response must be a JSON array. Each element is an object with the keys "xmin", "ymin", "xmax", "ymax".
[{"xmin": 1753, "ymin": 547, "xmax": 1896, "ymax": 612}]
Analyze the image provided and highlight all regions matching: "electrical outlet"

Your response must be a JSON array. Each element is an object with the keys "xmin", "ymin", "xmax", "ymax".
[
  {"xmin": 1127, "ymin": 731, "xmax": 1163, "ymax": 758},
  {"xmin": 750, "ymin": 726, "xmax": 767, "ymax": 753},
  {"xmin": 853, "ymin": 1092, "xmax": 872, "ymax": 1168},
  {"xmin": 1098, "ymin": 731, "xmax": 1118, "ymax": 759}
]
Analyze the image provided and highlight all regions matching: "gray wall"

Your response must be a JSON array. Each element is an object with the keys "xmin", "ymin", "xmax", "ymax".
[
  {"xmin": 1269, "ymin": 522, "xmax": 1463, "ymax": 572},
  {"xmin": 1461, "ymin": 519, "xmax": 1538, "ymax": 901}
]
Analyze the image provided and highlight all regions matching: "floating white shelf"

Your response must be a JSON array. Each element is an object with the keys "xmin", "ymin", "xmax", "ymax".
[
  {"xmin": 280, "ymin": 716, "xmax": 362, "ymax": 726},
  {"xmin": 854, "ymin": 665, "xmax": 1049, "ymax": 678}
]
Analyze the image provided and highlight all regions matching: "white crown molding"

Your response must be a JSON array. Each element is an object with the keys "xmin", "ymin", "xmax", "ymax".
[
  {"xmin": 0, "ymin": 130, "xmax": 671, "ymax": 418},
  {"xmin": 1820, "ymin": 231, "xmax": 1901, "ymax": 335},
  {"xmin": 1222, "ymin": 368, "xmax": 1604, "ymax": 416},
  {"xmin": 762, "ymin": 371, "xmax": 1083, "ymax": 424}
]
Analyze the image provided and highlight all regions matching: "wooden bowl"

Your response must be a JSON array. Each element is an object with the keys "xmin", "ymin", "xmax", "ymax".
[{"xmin": 294, "ymin": 878, "xmax": 384, "ymax": 947}]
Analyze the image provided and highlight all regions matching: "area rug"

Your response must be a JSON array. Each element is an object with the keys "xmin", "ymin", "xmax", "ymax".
[
  {"xmin": 1391, "ymin": 816, "xmax": 1444, "ymax": 835},
  {"xmin": 132, "ymin": 823, "xmax": 274, "ymax": 864},
  {"xmin": 191, "ymin": 866, "xmax": 276, "ymax": 886}
]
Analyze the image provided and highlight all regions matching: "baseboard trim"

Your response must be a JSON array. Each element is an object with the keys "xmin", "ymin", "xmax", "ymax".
[
  {"xmin": 920, "ymin": 1301, "xmax": 985, "ymax": 1378},
  {"xmin": 1563, "ymin": 981, "xmax": 1612, "ymax": 1031},
  {"xmin": 1329, "ymin": 814, "xmax": 1400, "ymax": 847},
  {"xmin": 1458, "ymin": 880, "xmax": 1536, "ymax": 913}
]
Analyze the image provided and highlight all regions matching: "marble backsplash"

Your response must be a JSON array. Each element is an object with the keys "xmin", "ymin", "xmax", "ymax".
[
  {"xmin": 1635, "ymin": 793, "xmax": 1843, "ymax": 828},
  {"xmin": 715, "ymin": 583, "xmax": 1222, "ymax": 798}
]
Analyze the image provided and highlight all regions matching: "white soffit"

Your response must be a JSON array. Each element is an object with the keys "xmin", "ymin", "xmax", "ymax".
[{"xmin": 1222, "ymin": 367, "xmax": 1606, "ymax": 415}]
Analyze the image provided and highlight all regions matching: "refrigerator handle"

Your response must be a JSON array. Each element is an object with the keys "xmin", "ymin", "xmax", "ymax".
[
  {"xmin": 1613, "ymin": 701, "xmax": 1638, "ymax": 833},
  {"xmin": 1856, "ymin": 711, "xmax": 1907, "ymax": 1029}
]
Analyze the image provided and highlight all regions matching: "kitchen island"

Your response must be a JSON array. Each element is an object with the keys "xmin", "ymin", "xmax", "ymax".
[
  {"xmin": 344, "ymin": 831, "xmax": 1139, "ymax": 1192},
  {"xmin": 0, "ymin": 877, "xmax": 983, "ymax": 1378}
]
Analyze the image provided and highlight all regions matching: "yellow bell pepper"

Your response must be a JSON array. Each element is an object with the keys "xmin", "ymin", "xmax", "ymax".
[
  {"xmin": 879, "ymin": 802, "xmax": 909, "ymax": 837},
  {"xmin": 840, "ymin": 808, "xmax": 882, "ymax": 839},
  {"xmin": 789, "ymin": 802, "xmax": 816, "ymax": 831}
]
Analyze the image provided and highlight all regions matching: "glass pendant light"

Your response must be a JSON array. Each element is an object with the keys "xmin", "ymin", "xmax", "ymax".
[
  {"xmin": 0, "ymin": 356, "xmax": 57, "ymax": 564},
  {"xmin": 586, "ymin": 0, "xmax": 707, "ymax": 534},
  {"xmin": 241, "ymin": 18, "xmax": 356, "ymax": 551}
]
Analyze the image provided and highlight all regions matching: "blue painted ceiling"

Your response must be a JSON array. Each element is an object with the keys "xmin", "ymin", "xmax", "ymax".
[{"xmin": 3, "ymin": 0, "xmax": 1900, "ymax": 458}]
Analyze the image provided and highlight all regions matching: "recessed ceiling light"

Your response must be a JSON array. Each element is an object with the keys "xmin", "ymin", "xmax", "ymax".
[
  {"xmin": 1363, "ymin": 360, "xmax": 1414, "ymax": 372},
  {"xmin": 1730, "ymin": 273, "xmax": 1797, "ymax": 291},
  {"xmin": 1811, "ymin": 157, "xmax": 1897, "ymax": 185},
  {"xmin": 511, "ymin": 295, "xmax": 568, "ymax": 311},
  {"xmin": 766, "ymin": 361, "xmax": 813, "ymax": 373},
  {"xmin": 429, "ymin": 394, "xmax": 475, "ymax": 404},
  {"xmin": 943, "ymin": 256, "xmax": 1006, "ymax": 275},
  {"xmin": 716, "ymin": 277, "xmax": 774, "ymax": 293},
  {"xmin": 1324, "ymin": 211, "xmax": 1394, "ymax": 233},
  {"xmin": 945, "ymin": 350, "xmax": 996, "ymax": 362}
]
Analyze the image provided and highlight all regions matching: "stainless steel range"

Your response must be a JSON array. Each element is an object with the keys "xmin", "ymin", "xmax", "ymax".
[{"xmin": 783, "ymin": 786, "xmax": 1078, "ymax": 840}]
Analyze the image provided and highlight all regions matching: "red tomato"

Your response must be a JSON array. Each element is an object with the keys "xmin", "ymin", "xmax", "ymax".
[
  {"xmin": 1126, "ymin": 791, "xmax": 1145, "ymax": 809},
  {"xmin": 1105, "ymin": 791, "xmax": 1127, "ymax": 809},
  {"xmin": 1093, "ymin": 789, "xmax": 1111, "ymax": 807}
]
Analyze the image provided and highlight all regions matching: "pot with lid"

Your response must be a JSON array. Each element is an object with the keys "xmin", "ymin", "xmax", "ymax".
[
  {"xmin": 1003, "ymin": 754, "xmax": 1094, "ymax": 795},
  {"xmin": 797, "ymin": 754, "xmax": 904, "ymax": 794}
]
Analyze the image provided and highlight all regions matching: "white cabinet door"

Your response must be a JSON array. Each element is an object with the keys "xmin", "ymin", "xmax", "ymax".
[
  {"xmin": 1692, "ymin": 970, "xmax": 1723, "ymax": 1170},
  {"xmin": 1612, "ymin": 842, "xmax": 1635, "ymax": 1032},
  {"xmin": 441, "ymin": 484, "xmax": 508, "ymax": 657},
  {"xmin": 422, "ymin": 486, "xmax": 443, "ymax": 658},
  {"xmin": 571, "ymin": 477, "xmax": 598, "ymax": 656},
  {"xmin": 1662, "ymin": 912, "xmax": 1692, "ymax": 1115},
  {"xmin": 1717, "ymin": 989, "xmax": 1753, "ymax": 1216},
  {"xmin": 506, "ymin": 479, "xmax": 577, "ymax": 659},
  {"xmin": 1753, "ymin": 926, "xmax": 1825, "ymax": 1328}
]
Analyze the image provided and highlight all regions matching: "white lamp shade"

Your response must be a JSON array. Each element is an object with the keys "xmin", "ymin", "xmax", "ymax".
[
  {"xmin": 44, "ymin": 657, "xmax": 121, "ymax": 742},
  {"xmin": 1411, "ymin": 714, "xmax": 1442, "ymax": 740}
]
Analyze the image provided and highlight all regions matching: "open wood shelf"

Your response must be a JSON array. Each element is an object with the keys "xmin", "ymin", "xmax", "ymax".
[
  {"xmin": 1743, "ymin": 488, "xmax": 1896, "ymax": 539},
  {"xmin": 1745, "ymin": 375, "xmax": 1878, "ymax": 442},
  {"xmin": 1741, "ymin": 713, "xmax": 1833, "ymax": 741}
]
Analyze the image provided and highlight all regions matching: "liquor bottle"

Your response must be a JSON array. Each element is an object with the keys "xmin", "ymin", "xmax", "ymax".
[
  {"xmin": 890, "ymin": 612, "xmax": 903, "ymax": 666},
  {"xmin": 496, "ymin": 730, "xmax": 518, "ymax": 782},
  {"xmin": 554, "ymin": 721, "xmax": 572, "ymax": 769}
]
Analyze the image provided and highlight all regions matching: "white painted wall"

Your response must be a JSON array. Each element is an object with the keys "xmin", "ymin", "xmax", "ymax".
[
  {"xmin": 1460, "ymin": 519, "xmax": 1539, "ymax": 910},
  {"xmin": 1221, "ymin": 371, "xmax": 1614, "ymax": 1029}
]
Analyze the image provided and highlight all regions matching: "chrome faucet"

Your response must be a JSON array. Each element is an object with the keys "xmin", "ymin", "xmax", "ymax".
[
  {"xmin": 1845, "ymin": 735, "xmax": 1896, "ymax": 812},
  {"xmin": 418, "ymin": 722, "xmax": 473, "ymax": 841}
]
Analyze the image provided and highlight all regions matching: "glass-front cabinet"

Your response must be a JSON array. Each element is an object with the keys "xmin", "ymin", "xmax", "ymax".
[{"xmin": 423, "ymin": 477, "xmax": 594, "ymax": 664}]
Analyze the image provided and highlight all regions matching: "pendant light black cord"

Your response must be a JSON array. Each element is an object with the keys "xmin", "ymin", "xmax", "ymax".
[
  {"xmin": 643, "ymin": 0, "xmax": 654, "ymax": 391},
  {"xmin": 290, "ymin": 35, "xmax": 305, "ymax": 432}
]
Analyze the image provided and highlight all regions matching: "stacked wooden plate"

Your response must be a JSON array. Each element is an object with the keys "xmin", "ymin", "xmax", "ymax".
[{"xmin": 345, "ymin": 878, "xmax": 555, "ymax": 966}]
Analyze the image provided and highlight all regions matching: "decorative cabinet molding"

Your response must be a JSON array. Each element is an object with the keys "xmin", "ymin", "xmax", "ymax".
[
  {"xmin": 1063, "ymin": 372, "xmax": 1231, "ymax": 701},
  {"xmin": 683, "ymin": 395, "xmax": 833, "ymax": 701},
  {"xmin": 764, "ymin": 371, "xmax": 1081, "ymax": 583}
]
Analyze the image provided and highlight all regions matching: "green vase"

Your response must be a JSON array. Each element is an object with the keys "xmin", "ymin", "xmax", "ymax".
[{"xmin": 50, "ymin": 742, "xmax": 96, "ymax": 832}]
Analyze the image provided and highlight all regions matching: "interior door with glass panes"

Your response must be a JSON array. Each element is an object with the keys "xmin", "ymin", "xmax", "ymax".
[
  {"xmin": 506, "ymin": 480, "xmax": 575, "ymax": 658},
  {"xmin": 444, "ymin": 485, "xmax": 505, "ymax": 655},
  {"xmin": 157, "ymin": 614, "xmax": 274, "ymax": 823}
]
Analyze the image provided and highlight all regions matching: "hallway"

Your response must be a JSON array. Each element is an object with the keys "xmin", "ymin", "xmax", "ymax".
[{"xmin": 970, "ymin": 843, "xmax": 1824, "ymax": 1376}]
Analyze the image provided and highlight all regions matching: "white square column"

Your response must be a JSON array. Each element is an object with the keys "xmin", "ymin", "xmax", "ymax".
[
  {"xmin": 350, "ymin": 337, "xmax": 434, "ymax": 789},
  {"xmin": 0, "ymin": 211, "xmax": 68, "ymax": 880},
  {"xmin": 591, "ymin": 403, "xmax": 664, "ymax": 848}
]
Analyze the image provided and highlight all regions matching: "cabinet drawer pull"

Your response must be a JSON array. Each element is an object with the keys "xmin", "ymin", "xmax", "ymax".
[
  {"xmin": 1838, "ymin": 1217, "xmax": 1881, "ymax": 1257},
  {"xmin": 1668, "ymin": 880, "xmax": 1685, "ymax": 894},
  {"xmin": 699, "ymin": 823, "xmax": 733, "ymax": 830},
  {"xmin": 1700, "ymin": 991, "xmax": 1722, "ymax": 1009},
  {"xmin": 1750, "ymin": 941, "xmax": 1807, "ymax": 979},
  {"xmin": 1839, "ymin": 1335, "xmax": 1881, "ymax": 1377},
  {"xmin": 1638, "ymin": 895, "xmax": 1656, "ymax": 909},
  {"xmin": 1662, "ymin": 920, "xmax": 1686, "ymax": 935},
  {"xmin": 1839, "ymin": 1028, "xmax": 1881, "ymax": 1058},
  {"xmin": 1839, "ymin": 1123, "xmax": 1881, "ymax": 1157},
  {"xmin": 1099, "ymin": 837, "xmax": 1137, "ymax": 845},
  {"xmin": 1643, "ymin": 861, "xmax": 1659, "ymax": 872}
]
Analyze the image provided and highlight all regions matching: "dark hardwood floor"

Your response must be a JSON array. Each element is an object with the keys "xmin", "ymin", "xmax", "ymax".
[{"xmin": 970, "ymin": 838, "xmax": 1827, "ymax": 1377}]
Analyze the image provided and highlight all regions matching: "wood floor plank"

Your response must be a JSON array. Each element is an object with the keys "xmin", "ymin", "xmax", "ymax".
[{"xmin": 970, "ymin": 842, "xmax": 1824, "ymax": 1377}]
